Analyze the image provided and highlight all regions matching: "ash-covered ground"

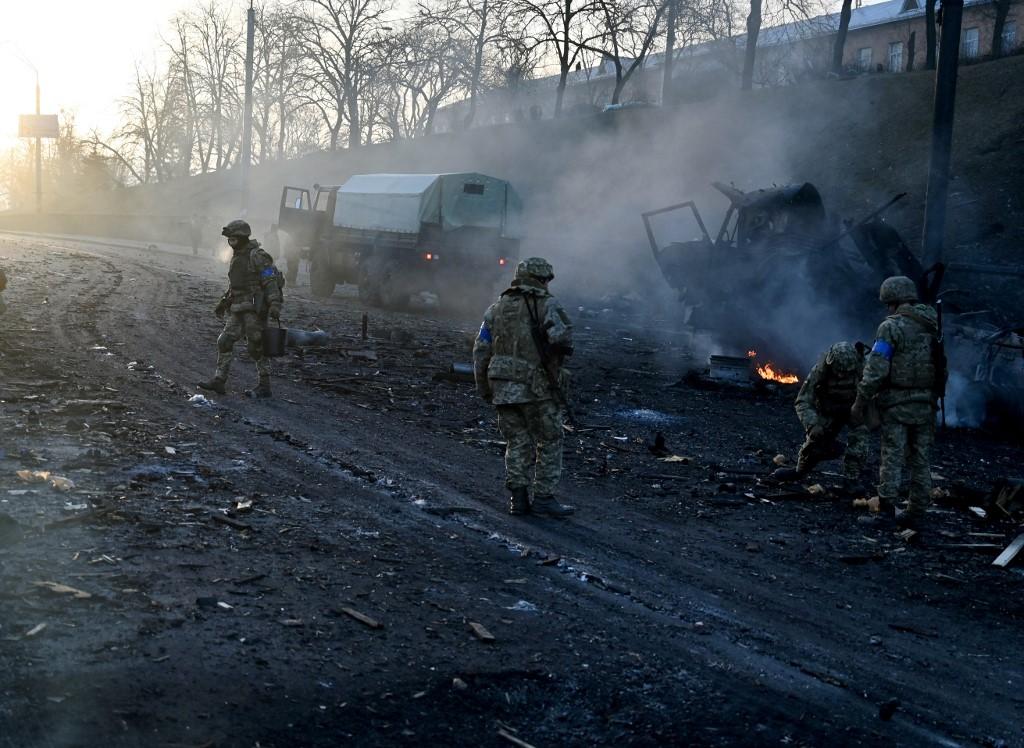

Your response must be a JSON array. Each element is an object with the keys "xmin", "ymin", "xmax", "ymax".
[{"xmin": 1, "ymin": 233, "xmax": 1022, "ymax": 747}]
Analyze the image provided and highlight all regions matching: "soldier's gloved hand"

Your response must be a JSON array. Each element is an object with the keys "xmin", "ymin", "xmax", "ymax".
[
  {"xmin": 850, "ymin": 396, "xmax": 867, "ymax": 427},
  {"xmin": 268, "ymin": 304, "xmax": 281, "ymax": 323}
]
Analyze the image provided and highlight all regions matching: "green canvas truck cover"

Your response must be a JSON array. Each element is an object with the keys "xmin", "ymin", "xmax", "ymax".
[{"xmin": 333, "ymin": 173, "xmax": 523, "ymax": 239}]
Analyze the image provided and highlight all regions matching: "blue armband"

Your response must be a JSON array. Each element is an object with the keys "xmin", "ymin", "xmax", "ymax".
[
  {"xmin": 478, "ymin": 323, "xmax": 492, "ymax": 343},
  {"xmin": 871, "ymin": 339, "xmax": 894, "ymax": 360},
  {"xmin": 261, "ymin": 267, "xmax": 276, "ymax": 278}
]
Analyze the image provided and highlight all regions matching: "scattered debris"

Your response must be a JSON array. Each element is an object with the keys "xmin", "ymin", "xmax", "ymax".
[
  {"xmin": 878, "ymin": 698, "xmax": 900, "ymax": 721},
  {"xmin": 452, "ymin": 677, "xmax": 468, "ymax": 691},
  {"xmin": 647, "ymin": 432, "xmax": 671, "ymax": 457},
  {"xmin": 773, "ymin": 454, "xmax": 790, "ymax": 466},
  {"xmin": 853, "ymin": 497, "xmax": 881, "ymax": 513},
  {"xmin": 659, "ymin": 455, "xmax": 692, "ymax": 464},
  {"xmin": 992, "ymin": 532, "xmax": 1024, "ymax": 568},
  {"xmin": 211, "ymin": 513, "xmax": 253, "ymax": 532},
  {"xmin": 469, "ymin": 621, "xmax": 495, "ymax": 642},
  {"xmin": 807, "ymin": 484, "xmax": 826, "ymax": 497},
  {"xmin": 25, "ymin": 623, "xmax": 47, "ymax": 638},
  {"xmin": 340, "ymin": 607, "xmax": 383, "ymax": 630},
  {"xmin": 188, "ymin": 394, "xmax": 214, "ymax": 407},
  {"xmin": 898, "ymin": 529, "xmax": 918, "ymax": 543},
  {"xmin": 498, "ymin": 728, "xmax": 537, "ymax": 748},
  {"xmin": 968, "ymin": 506, "xmax": 987, "ymax": 519},
  {"xmin": 992, "ymin": 479, "xmax": 1024, "ymax": 520},
  {"xmin": 33, "ymin": 581, "xmax": 92, "ymax": 599}
]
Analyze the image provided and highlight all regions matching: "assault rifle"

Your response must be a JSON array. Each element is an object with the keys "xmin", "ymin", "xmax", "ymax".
[{"xmin": 524, "ymin": 295, "xmax": 575, "ymax": 423}]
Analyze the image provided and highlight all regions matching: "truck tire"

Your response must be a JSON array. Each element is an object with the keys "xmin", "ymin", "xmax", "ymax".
[{"xmin": 309, "ymin": 257, "xmax": 336, "ymax": 298}]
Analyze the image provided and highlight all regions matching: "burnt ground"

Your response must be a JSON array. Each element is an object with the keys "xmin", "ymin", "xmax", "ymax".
[{"xmin": 0, "ymin": 232, "xmax": 1022, "ymax": 748}]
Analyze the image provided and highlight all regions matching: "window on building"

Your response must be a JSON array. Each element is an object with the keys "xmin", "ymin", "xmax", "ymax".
[
  {"xmin": 1003, "ymin": 21, "xmax": 1018, "ymax": 51},
  {"xmin": 962, "ymin": 27, "xmax": 980, "ymax": 58},
  {"xmin": 888, "ymin": 41, "xmax": 904, "ymax": 71},
  {"xmin": 858, "ymin": 47, "xmax": 873, "ymax": 70}
]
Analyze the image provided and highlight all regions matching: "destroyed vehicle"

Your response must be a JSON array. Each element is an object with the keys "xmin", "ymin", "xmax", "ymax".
[
  {"xmin": 643, "ymin": 182, "xmax": 926, "ymax": 368},
  {"xmin": 278, "ymin": 173, "xmax": 523, "ymax": 308}
]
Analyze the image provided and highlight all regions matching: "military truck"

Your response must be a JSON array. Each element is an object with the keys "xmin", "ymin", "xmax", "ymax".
[{"xmin": 278, "ymin": 172, "xmax": 523, "ymax": 307}]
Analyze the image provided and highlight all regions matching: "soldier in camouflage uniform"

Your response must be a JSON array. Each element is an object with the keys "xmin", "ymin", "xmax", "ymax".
[
  {"xmin": 473, "ymin": 257, "xmax": 575, "ymax": 517},
  {"xmin": 852, "ymin": 276, "xmax": 939, "ymax": 526},
  {"xmin": 199, "ymin": 220, "xmax": 284, "ymax": 398},
  {"xmin": 774, "ymin": 341, "xmax": 870, "ymax": 488}
]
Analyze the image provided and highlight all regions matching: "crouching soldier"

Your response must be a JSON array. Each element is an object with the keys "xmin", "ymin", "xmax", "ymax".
[
  {"xmin": 774, "ymin": 341, "xmax": 870, "ymax": 491},
  {"xmin": 199, "ymin": 220, "xmax": 283, "ymax": 398},
  {"xmin": 852, "ymin": 276, "xmax": 942, "ymax": 528},
  {"xmin": 473, "ymin": 257, "xmax": 575, "ymax": 517}
]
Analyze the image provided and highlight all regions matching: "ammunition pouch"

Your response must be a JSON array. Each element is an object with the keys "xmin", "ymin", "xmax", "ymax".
[{"xmin": 487, "ymin": 355, "xmax": 532, "ymax": 383}]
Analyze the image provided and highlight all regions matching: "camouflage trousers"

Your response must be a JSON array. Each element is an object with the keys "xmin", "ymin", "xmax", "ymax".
[
  {"xmin": 878, "ymin": 416, "xmax": 935, "ymax": 514},
  {"xmin": 496, "ymin": 399, "xmax": 563, "ymax": 496},
  {"xmin": 797, "ymin": 415, "xmax": 870, "ymax": 480},
  {"xmin": 215, "ymin": 311, "xmax": 269, "ymax": 381}
]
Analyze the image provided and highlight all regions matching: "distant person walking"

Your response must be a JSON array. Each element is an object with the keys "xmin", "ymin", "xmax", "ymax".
[
  {"xmin": 473, "ymin": 257, "xmax": 575, "ymax": 517},
  {"xmin": 189, "ymin": 213, "xmax": 202, "ymax": 257},
  {"xmin": 199, "ymin": 220, "xmax": 284, "ymax": 398}
]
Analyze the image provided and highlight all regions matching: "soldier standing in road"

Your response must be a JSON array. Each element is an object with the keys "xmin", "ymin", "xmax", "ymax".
[
  {"xmin": 774, "ymin": 341, "xmax": 870, "ymax": 491},
  {"xmin": 473, "ymin": 257, "xmax": 575, "ymax": 517},
  {"xmin": 199, "ymin": 220, "xmax": 284, "ymax": 398},
  {"xmin": 852, "ymin": 276, "xmax": 941, "ymax": 527}
]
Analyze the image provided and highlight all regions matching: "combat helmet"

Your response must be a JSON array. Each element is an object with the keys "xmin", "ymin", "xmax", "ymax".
[
  {"xmin": 825, "ymin": 341, "xmax": 860, "ymax": 372},
  {"xmin": 879, "ymin": 275, "xmax": 918, "ymax": 304},
  {"xmin": 221, "ymin": 219, "xmax": 252, "ymax": 238},
  {"xmin": 515, "ymin": 257, "xmax": 554, "ymax": 283}
]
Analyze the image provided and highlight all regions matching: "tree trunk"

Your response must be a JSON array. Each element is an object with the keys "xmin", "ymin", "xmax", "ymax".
[
  {"xmin": 742, "ymin": 0, "xmax": 762, "ymax": 90},
  {"xmin": 662, "ymin": 0, "xmax": 677, "ymax": 104},
  {"xmin": 555, "ymin": 67, "xmax": 568, "ymax": 116},
  {"xmin": 991, "ymin": 0, "xmax": 1012, "ymax": 58},
  {"xmin": 907, "ymin": 29, "xmax": 917, "ymax": 71},
  {"xmin": 347, "ymin": 91, "xmax": 361, "ymax": 148},
  {"xmin": 831, "ymin": 0, "xmax": 854, "ymax": 74},
  {"xmin": 925, "ymin": 0, "xmax": 937, "ymax": 69},
  {"xmin": 464, "ymin": 0, "xmax": 488, "ymax": 129}
]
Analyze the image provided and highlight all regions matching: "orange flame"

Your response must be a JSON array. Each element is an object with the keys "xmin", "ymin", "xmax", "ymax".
[
  {"xmin": 756, "ymin": 362, "xmax": 799, "ymax": 384},
  {"xmin": 747, "ymin": 350, "xmax": 757, "ymax": 358}
]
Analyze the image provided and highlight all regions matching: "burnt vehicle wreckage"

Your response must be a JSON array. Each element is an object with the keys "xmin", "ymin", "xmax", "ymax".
[{"xmin": 643, "ymin": 181, "xmax": 1024, "ymax": 427}]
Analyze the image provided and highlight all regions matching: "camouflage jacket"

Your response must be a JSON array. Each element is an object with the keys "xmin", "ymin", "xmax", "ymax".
[
  {"xmin": 472, "ymin": 280, "xmax": 574, "ymax": 406},
  {"xmin": 795, "ymin": 351, "xmax": 863, "ymax": 429},
  {"xmin": 225, "ymin": 240, "xmax": 283, "ymax": 314},
  {"xmin": 858, "ymin": 303, "xmax": 938, "ymax": 421}
]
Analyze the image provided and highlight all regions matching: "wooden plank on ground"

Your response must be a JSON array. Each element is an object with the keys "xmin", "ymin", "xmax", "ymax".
[
  {"xmin": 340, "ymin": 607, "xmax": 383, "ymax": 629},
  {"xmin": 992, "ymin": 532, "xmax": 1024, "ymax": 568}
]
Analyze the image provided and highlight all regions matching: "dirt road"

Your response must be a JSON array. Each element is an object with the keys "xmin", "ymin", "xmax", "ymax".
[{"xmin": 1, "ymin": 233, "xmax": 1022, "ymax": 747}]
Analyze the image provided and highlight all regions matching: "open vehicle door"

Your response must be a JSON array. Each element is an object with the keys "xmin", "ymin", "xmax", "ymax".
[{"xmin": 278, "ymin": 187, "xmax": 315, "ymax": 247}]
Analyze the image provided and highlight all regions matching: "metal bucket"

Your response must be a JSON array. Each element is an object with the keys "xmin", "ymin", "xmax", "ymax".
[{"xmin": 262, "ymin": 325, "xmax": 288, "ymax": 358}]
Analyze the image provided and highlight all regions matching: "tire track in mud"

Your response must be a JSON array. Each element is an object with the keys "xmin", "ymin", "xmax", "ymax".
[{"xmin": 14, "ymin": 234, "xmax": 1022, "ymax": 745}]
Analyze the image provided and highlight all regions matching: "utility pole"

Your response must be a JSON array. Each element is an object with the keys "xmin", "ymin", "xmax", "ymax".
[
  {"xmin": 661, "ymin": 0, "xmax": 677, "ymax": 105},
  {"xmin": 240, "ymin": 1, "xmax": 256, "ymax": 216},
  {"xmin": 921, "ymin": 0, "xmax": 964, "ymax": 273},
  {"xmin": 35, "ymin": 72, "xmax": 42, "ymax": 214}
]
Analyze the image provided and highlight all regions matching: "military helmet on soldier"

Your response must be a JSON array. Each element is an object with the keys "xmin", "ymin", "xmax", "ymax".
[
  {"xmin": 221, "ymin": 219, "xmax": 252, "ymax": 238},
  {"xmin": 515, "ymin": 257, "xmax": 554, "ymax": 283},
  {"xmin": 879, "ymin": 275, "xmax": 918, "ymax": 304},
  {"xmin": 825, "ymin": 341, "xmax": 860, "ymax": 372}
]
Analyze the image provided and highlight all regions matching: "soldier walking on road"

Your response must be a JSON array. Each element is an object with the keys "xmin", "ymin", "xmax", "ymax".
[
  {"xmin": 852, "ymin": 276, "xmax": 942, "ymax": 527},
  {"xmin": 473, "ymin": 257, "xmax": 575, "ymax": 517},
  {"xmin": 774, "ymin": 341, "xmax": 870, "ymax": 491},
  {"xmin": 189, "ymin": 213, "xmax": 202, "ymax": 257},
  {"xmin": 199, "ymin": 220, "xmax": 284, "ymax": 398}
]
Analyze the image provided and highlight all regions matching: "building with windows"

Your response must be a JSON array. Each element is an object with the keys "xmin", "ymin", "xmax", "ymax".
[{"xmin": 433, "ymin": 0, "xmax": 1019, "ymax": 133}]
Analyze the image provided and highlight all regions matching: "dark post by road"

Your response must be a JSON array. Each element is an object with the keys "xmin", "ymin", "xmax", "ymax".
[
  {"xmin": 921, "ymin": 0, "xmax": 964, "ymax": 270},
  {"xmin": 661, "ymin": 0, "xmax": 677, "ymax": 105},
  {"xmin": 240, "ymin": 2, "xmax": 256, "ymax": 215},
  {"xmin": 35, "ymin": 75, "xmax": 41, "ymax": 214}
]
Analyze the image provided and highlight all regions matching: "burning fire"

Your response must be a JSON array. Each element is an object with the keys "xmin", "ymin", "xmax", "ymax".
[{"xmin": 747, "ymin": 350, "xmax": 800, "ymax": 384}]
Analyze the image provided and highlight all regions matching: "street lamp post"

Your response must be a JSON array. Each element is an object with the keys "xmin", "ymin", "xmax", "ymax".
[{"xmin": 2, "ymin": 42, "xmax": 43, "ymax": 213}]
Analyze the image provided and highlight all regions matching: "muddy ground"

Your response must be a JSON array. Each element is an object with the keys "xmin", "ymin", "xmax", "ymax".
[{"xmin": 0, "ymin": 233, "xmax": 1022, "ymax": 748}]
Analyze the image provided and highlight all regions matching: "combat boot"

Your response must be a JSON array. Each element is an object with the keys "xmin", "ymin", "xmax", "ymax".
[
  {"xmin": 508, "ymin": 486, "xmax": 530, "ymax": 516},
  {"xmin": 198, "ymin": 377, "xmax": 227, "ymax": 395},
  {"xmin": 531, "ymin": 494, "xmax": 574, "ymax": 517},
  {"xmin": 246, "ymin": 376, "xmax": 272, "ymax": 399}
]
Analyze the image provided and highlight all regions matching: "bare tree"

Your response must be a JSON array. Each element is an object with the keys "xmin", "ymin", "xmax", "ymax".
[
  {"xmin": 741, "ymin": 0, "xmax": 828, "ymax": 89},
  {"xmin": 252, "ymin": 5, "xmax": 307, "ymax": 161},
  {"xmin": 514, "ymin": 0, "xmax": 605, "ymax": 116},
  {"xmin": 831, "ymin": 0, "xmax": 852, "ymax": 73},
  {"xmin": 584, "ymin": 0, "xmax": 669, "ymax": 104},
  {"xmin": 925, "ymin": 0, "xmax": 937, "ymax": 69},
  {"xmin": 296, "ymin": 0, "xmax": 393, "ymax": 149},
  {"xmin": 990, "ymin": 0, "xmax": 1017, "ymax": 58},
  {"xmin": 741, "ymin": 0, "xmax": 761, "ymax": 89}
]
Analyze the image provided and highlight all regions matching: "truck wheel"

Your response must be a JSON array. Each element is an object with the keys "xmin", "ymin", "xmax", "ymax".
[{"xmin": 309, "ymin": 259, "xmax": 336, "ymax": 298}]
